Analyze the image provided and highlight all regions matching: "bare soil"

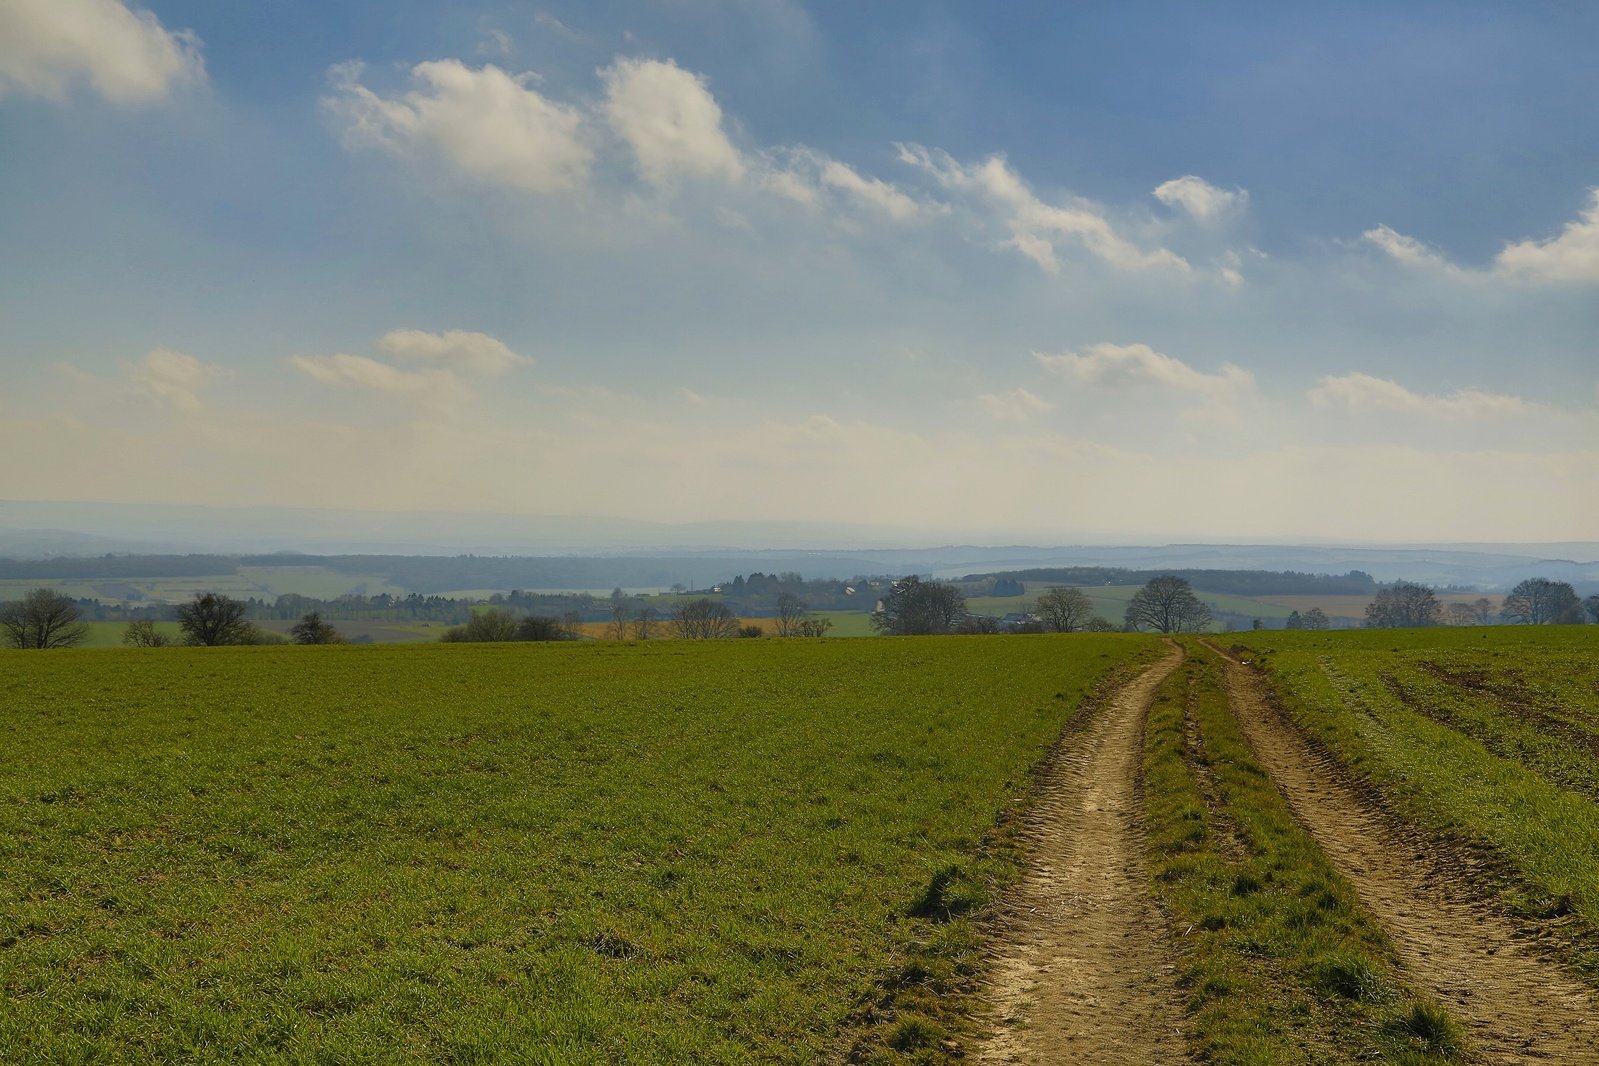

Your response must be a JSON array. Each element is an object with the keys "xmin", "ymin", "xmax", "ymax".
[
  {"xmin": 1205, "ymin": 641, "xmax": 1599, "ymax": 1064},
  {"xmin": 977, "ymin": 645, "xmax": 1188, "ymax": 1065}
]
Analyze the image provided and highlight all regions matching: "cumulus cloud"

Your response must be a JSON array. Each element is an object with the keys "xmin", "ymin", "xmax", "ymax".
[
  {"xmin": 129, "ymin": 348, "xmax": 226, "ymax": 412},
  {"xmin": 976, "ymin": 388, "xmax": 1052, "ymax": 423},
  {"xmin": 1495, "ymin": 189, "xmax": 1599, "ymax": 282},
  {"xmin": 1035, "ymin": 343, "xmax": 1253, "ymax": 398},
  {"xmin": 600, "ymin": 57, "xmax": 745, "ymax": 185},
  {"xmin": 899, "ymin": 145, "xmax": 1190, "ymax": 274},
  {"xmin": 0, "ymin": 0, "xmax": 204, "ymax": 104},
  {"xmin": 377, "ymin": 328, "xmax": 529, "ymax": 374},
  {"xmin": 1153, "ymin": 175, "xmax": 1247, "ymax": 220},
  {"xmin": 1308, "ymin": 372, "xmax": 1534, "ymax": 419},
  {"xmin": 324, "ymin": 59, "xmax": 591, "ymax": 193}
]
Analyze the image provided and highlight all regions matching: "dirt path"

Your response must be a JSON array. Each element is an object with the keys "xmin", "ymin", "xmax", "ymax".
[
  {"xmin": 1205, "ymin": 641, "xmax": 1599, "ymax": 1063},
  {"xmin": 978, "ymin": 646, "xmax": 1187, "ymax": 1065}
]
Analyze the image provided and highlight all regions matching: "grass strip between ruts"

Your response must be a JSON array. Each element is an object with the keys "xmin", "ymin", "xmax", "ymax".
[{"xmin": 1143, "ymin": 646, "xmax": 1464, "ymax": 1064}]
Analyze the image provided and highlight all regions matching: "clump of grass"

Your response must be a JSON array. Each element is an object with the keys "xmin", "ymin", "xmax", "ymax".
[
  {"xmin": 1386, "ymin": 1000, "xmax": 1465, "ymax": 1056},
  {"xmin": 908, "ymin": 865, "xmax": 983, "ymax": 922}
]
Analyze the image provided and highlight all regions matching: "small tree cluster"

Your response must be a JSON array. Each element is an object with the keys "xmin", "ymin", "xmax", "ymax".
[
  {"xmin": 1363, "ymin": 583, "xmax": 1442, "ymax": 629},
  {"xmin": 1500, "ymin": 578, "xmax": 1583, "ymax": 625},
  {"xmin": 177, "ymin": 593, "xmax": 262, "ymax": 646},
  {"xmin": 871, "ymin": 577, "xmax": 967, "ymax": 636},
  {"xmin": 289, "ymin": 611, "xmax": 345, "ymax": 644},
  {"xmin": 670, "ymin": 598, "xmax": 740, "ymax": 639},
  {"xmin": 440, "ymin": 609, "xmax": 578, "ymax": 642}
]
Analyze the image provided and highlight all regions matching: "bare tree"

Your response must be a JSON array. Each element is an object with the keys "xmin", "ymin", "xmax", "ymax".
[
  {"xmin": 122, "ymin": 619, "xmax": 171, "ymax": 647},
  {"xmin": 1, "ymin": 588, "xmax": 91, "ymax": 649},
  {"xmin": 1302, "ymin": 607, "xmax": 1330, "ymax": 631},
  {"xmin": 1444, "ymin": 602, "xmax": 1478, "ymax": 627},
  {"xmin": 1035, "ymin": 586, "xmax": 1094, "ymax": 632},
  {"xmin": 608, "ymin": 588, "xmax": 633, "ymax": 640},
  {"xmin": 632, "ymin": 606, "xmax": 659, "ymax": 640},
  {"xmin": 670, "ymin": 597, "xmax": 740, "ymax": 639},
  {"xmin": 1501, "ymin": 578, "xmax": 1582, "ymax": 625},
  {"xmin": 1124, "ymin": 576, "xmax": 1212, "ymax": 634},
  {"xmin": 1363, "ymin": 583, "xmax": 1441, "ymax": 628},
  {"xmin": 440, "ymin": 608, "xmax": 520, "ymax": 643},
  {"xmin": 289, "ymin": 611, "xmax": 344, "ymax": 644},
  {"xmin": 1472, "ymin": 598, "xmax": 1496, "ymax": 625},
  {"xmin": 959, "ymin": 614, "xmax": 1003, "ymax": 634},
  {"xmin": 871, "ymin": 576, "xmax": 967, "ymax": 635},
  {"xmin": 177, "ymin": 593, "xmax": 260, "ymax": 646},
  {"xmin": 774, "ymin": 592, "xmax": 808, "ymax": 637}
]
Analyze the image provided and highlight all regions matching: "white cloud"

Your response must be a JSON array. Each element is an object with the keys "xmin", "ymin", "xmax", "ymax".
[
  {"xmin": 289, "ymin": 353, "xmax": 436, "ymax": 394},
  {"xmin": 1153, "ymin": 175, "xmax": 1247, "ymax": 220},
  {"xmin": 899, "ymin": 145, "xmax": 1189, "ymax": 274},
  {"xmin": 600, "ymin": 57, "xmax": 745, "ymax": 185},
  {"xmin": 1362, "ymin": 224, "xmax": 1458, "ymax": 272},
  {"xmin": 1495, "ymin": 189, "xmax": 1599, "ymax": 282},
  {"xmin": 324, "ymin": 59, "xmax": 591, "ymax": 193},
  {"xmin": 129, "ymin": 348, "xmax": 225, "ymax": 412},
  {"xmin": 1035, "ymin": 343, "xmax": 1253, "ymax": 398},
  {"xmin": 377, "ymin": 329, "xmax": 529, "ymax": 374},
  {"xmin": 0, "ymin": 0, "xmax": 204, "ymax": 104},
  {"xmin": 1308, "ymin": 372, "xmax": 1534, "ymax": 419},
  {"xmin": 817, "ymin": 158, "xmax": 930, "ymax": 221},
  {"xmin": 976, "ymin": 388, "xmax": 1052, "ymax": 423}
]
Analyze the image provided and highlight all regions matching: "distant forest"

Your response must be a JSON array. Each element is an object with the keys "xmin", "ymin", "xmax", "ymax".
[{"xmin": 963, "ymin": 567, "xmax": 1378, "ymax": 597}]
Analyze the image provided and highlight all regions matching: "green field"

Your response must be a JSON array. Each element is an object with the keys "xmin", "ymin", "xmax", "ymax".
[
  {"xmin": 0, "ymin": 634, "xmax": 1153, "ymax": 1063},
  {"xmin": 1236, "ymin": 626, "xmax": 1599, "ymax": 963}
]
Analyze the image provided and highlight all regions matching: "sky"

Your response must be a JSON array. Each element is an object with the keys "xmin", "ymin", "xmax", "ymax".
[{"xmin": 0, "ymin": 0, "xmax": 1595, "ymax": 544}]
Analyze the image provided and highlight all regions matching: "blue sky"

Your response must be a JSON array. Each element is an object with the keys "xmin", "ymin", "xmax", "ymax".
[{"xmin": 1, "ymin": 0, "xmax": 1595, "ymax": 542}]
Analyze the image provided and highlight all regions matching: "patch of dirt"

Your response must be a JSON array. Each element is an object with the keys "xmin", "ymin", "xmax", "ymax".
[
  {"xmin": 977, "ymin": 645, "xmax": 1188, "ymax": 1065},
  {"xmin": 1205, "ymin": 642, "xmax": 1599, "ymax": 1063}
]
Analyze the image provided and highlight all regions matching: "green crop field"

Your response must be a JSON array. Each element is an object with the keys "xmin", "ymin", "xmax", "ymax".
[
  {"xmin": 0, "ymin": 634, "xmax": 1153, "ymax": 1063},
  {"xmin": 1235, "ymin": 626, "xmax": 1599, "ymax": 966}
]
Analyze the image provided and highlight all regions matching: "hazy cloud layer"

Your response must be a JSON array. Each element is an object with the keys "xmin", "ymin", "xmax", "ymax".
[
  {"xmin": 1308, "ymin": 372, "xmax": 1534, "ymax": 420},
  {"xmin": 0, "ymin": 0, "xmax": 204, "ymax": 103}
]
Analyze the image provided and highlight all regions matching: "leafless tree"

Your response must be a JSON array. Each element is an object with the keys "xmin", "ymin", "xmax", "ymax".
[
  {"xmin": 959, "ymin": 614, "xmax": 1003, "ymax": 634},
  {"xmin": 1444, "ymin": 602, "xmax": 1477, "ymax": 626},
  {"xmin": 177, "ymin": 593, "xmax": 260, "ymax": 646},
  {"xmin": 1302, "ymin": 607, "xmax": 1330, "ymax": 630},
  {"xmin": 1501, "ymin": 578, "xmax": 1582, "ymax": 624},
  {"xmin": 774, "ymin": 592, "xmax": 808, "ymax": 637},
  {"xmin": 795, "ymin": 617, "xmax": 833, "ymax": 637},
  {"xmin": 1, "ymin": 588, "xmax": 90, "ymax": 649},
  {"xmin": 1363, "ymin": 583, "xmax": 1441, "ymax": 628},
  {"xmin": 632, "ymin": 606, "xmax": 659, "ymax": 639},
  {"xmin": 1124, "ymin": 576, "xmax": 1212, "ymax": 634},
  {"xmin": 1035, "ymin": 586, "xmax": 1094, "ymax": 632},
  {"xmin": 290, "ymin": 611, "xmax": 344, "ymax": 644},
  {"xmin": 608, "ymin": 588, "xmax": 633, "ymax": 640},
  {"xmin": 1472, "ymin": 598, "xmax": 1496, "ymax": 625},
  {"xmin": 670, "ymin": 597, "xmax": 740, "ymax": 639},
  {"xmin": 122, "ymin": 619, "xmax": 171, "ymax": 647}
]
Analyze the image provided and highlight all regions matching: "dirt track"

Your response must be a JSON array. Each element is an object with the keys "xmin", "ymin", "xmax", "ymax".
[
  {"xmin": 1205, "ymin": 641, "xmax": 1599, "ymax": 1063},
  {"xmin": 978, "ymin": 646, "xmax": 1187, "ymax": 1064}
]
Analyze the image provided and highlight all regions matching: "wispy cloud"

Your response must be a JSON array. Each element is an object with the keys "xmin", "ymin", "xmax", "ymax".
[
  {"xmin": 1035, "ymin": 343, "xmax": 1253, "ymax": 399},
  {"xmin": 1308, "ymin": 372, "xmax": 1534, "ymax": 419},
  {"xmin": 1153, "ymin": 175, "xmax": 1247, "ymax": 220},
  {"xmin": 1363, "ymin": 189, "xmax": 1599, "ymax": 284},
  {"xmin": 976, "ymin": 387, "xmax": 1052, "ymax": 423}
]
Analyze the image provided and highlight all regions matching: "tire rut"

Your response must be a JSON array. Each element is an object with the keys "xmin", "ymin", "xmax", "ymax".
[
  {"xmin": 978, "ymin": 645, "xmax": 1188, "ymax": 1065},
  {"xmin": 1205, "ymin": 641, "xmax": 1599, "ymax": 1064}
]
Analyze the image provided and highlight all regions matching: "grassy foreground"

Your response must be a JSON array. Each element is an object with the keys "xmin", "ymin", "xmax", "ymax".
[{"xmin": 0, "ymin": 635, "xmax": 1151, "ymax": 1063}]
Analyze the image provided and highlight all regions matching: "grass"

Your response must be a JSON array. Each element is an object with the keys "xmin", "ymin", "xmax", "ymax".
[
  {"xmin": 1235, "ymin": 626, "xmax": 1599, "ymax": 978},
  {"xmin": 1142, "ymin": 645, "xmax": 1464, "ymax": 1064},
  {"xmin": 0, "ymin": 633, "xmax": 1154, "ymax": 1063}
]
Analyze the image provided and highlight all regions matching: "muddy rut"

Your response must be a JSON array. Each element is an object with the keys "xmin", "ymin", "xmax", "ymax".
[
  {"xmin": 1205, "ymin": 641, "xmax": 1599, "ymax": 1063},
  {"xmin": 978, "ymin": 646, "xmax": 1187, "ymax": 1065}
]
